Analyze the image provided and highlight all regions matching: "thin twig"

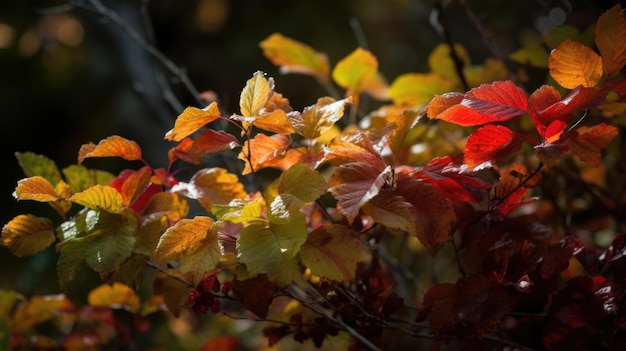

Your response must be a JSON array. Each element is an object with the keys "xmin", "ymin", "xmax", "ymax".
[{"xmin": 434, "ymin": 0, "xmax": 469, "ymax": 91}]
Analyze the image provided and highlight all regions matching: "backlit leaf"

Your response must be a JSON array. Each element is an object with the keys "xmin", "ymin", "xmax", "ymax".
[
  {"xmin": 141, "ymin": 192, "xmax": 189, "ymax": 222},
  {"xmin": 110, "ymin": 167, "xmax": 153, "ymax": 207},
  {"xmin": 259, "ymin": 32, "xmax": 330, "ymax": 82},
  {"xmin": 238, "ymin": 133, "xmax": 291, "ymax": 174},
  {"xmin": 78, "ymin": 135, "xmax": 143, "ymax": 164},
  {"xmin": 214, "ymin": 198, "xmax": 265, "ymax": 224},
  {"xmin": 165, "ymin": 102, "xmax": 222, "ymax": 141},
  {"xmin": 87, "ymin": 282, "xmax": 140, "ymax": 312},
  {"xmin": 562, "ymin": 123, "xmax": 619, "ymax": 166},
  {"xmin": 396, "ymin": 178, "xmax": 456, "ymax": 255},
  {"xmin": 15, "ymin": 152, "xmax": 62, "ymax": 185},
  {"xmin": 271, "ymin": 211, "xmax": 308, "ymax": 256},
  {"xmin": 495, "ymin": 163, "xmax": 533, "ymax": 216},
  {"xmin": 329, "ymin": 163, "xmax": 392, "ymax": 223},
  {"xmin": 362, "ymin": 189, "xmax": 417, "ymax": 234},
  {"xmin": 595, "ymin": 4, "xmax": 626, "ymax": 75},
  {"xmin": 70, "ymin": 185, "xmax": 124, "ymax": 213},
  {"xmin": 388, "ymin": 72, "xmax": 456, "ymax": 107},
  {"xmin": 548, "ymin": 38, "xmax": 603, "ymax": 89},
  {"xmin": 277, "ymin": 163, "xmax": 328, "ymax": 203},
  {"xmin": 426, "ymin": 92, "xmax": 464, "ymax": 117},
  {"xmin": 299, "ymin": 224, "xmax": 366, "ymax": 281},
  {"xmin": 332, "ymin": 47, "xmax": 378, "ymax": 94},
  {"xmin": 1, "ymin": 214, "xmax": 55, "ymax": 257},
  {"xmin": 250, "ymin": 109, "xmax": 296, "ymax": 134},
  {"xmin": 463, "ymin": 125, "xmax": 524, "ymax": 168},
  {"xmin": 325, "ymin": 131, "xmax": 387, "ymax": 169},
  {"xmin": 62, "ymin": 165, "xmax": 115, "ymax": 193},
  {"xmin": 429, "ymin": 81, "xmax": 528, "ymax": 126},
  {"xmin": 174, "ymin": 167, "xmax": 246, "ymax": 213},
  {"xmin": 154, "ymin": 216, "xmax": 217, "ymax": 264},
  {"xmin": 239, "ymin": 71, "xmax": 272, "ymax": 117},
  {"xmin": 295, "ymin": 97, "xmax": 351, "ymax": 140},
  {"xmin": 509, "ymin": 45, "xmax": 549, "ymax": 68},
  {"xmin": 428, "ymin": 43, "xmax": 471, "ymax": 80},
  {"xmin": 13, "ymin": 176, "xmax": 60, "ymax": 202}
]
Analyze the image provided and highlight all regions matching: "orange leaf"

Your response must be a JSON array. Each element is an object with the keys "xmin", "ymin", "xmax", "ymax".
[
  {"xmin": 259, "ymin": 32, "xmax": 330, "ymax": 82},
  {"xmin": 296, "ymin": 97, "xmax": 351, "ymax": 140},
  {"xmin": 181, "ymin": 167, "xmax": 247, "ymax": 213},
  {"xmin": 251, "ymin": 109, "xmax": 296, "ymax": 134},
  {"xmin": 325, "ymin": 131, "xmax": 386, "ymax": 170},
  {"xmin": 69, "ymin": 185, "xmax": 124, "ymax": 213},
  {"xmin": 238, "ymin": 133, "xmax": 291, "ymax": 175},
  {"xmin": 1, "ymin": 214, "xmax": 55, "ymax": 257},
  {"xmin": 78, "ymin": 135, "xmax": 142, "ymax": 164},
  {"xmin": 495, "ymin": 163, "xmax": 532, "ymax": 216},
  {"xmin": 563, "ymin": 123, "xmax": 619, "ymax": 166},
  {"xmin": 164, "ymin": 102, "xmax": 222, "ymax": 141},
  {"xmin": 548, "ymin": 38, "xmax": 603, "ymax": 89},
  {"xmin": 595, "ymin": 4, "xmax": 626, "ymax": 75},
  {"xmin": 13, "ymin": 176, "xmax": 59, "ymax": 202},
  {"xmin": 87, "ymin": 282, "xmax": 140, "ymax": 312},
  {"xmin": 332, "ymin": 47, "xmax": 378, "ymax": 95}
]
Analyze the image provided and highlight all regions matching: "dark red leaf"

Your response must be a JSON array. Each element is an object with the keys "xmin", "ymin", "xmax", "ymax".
[
  {"xmin": 606, "ymin": 234, "xmax": 626, "ymax": 263},
  {"xmin": 232, "ymin": 274, "xmax": 275, "ymax": 318}
]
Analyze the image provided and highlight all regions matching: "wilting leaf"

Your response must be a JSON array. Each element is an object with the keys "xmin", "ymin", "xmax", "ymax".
[
  {"xmin": 463, "ymin": 125, "xmax": 524, "ymax": 168},
  {"xmin": 329, "ymin": 163, "xmax": 392, "ymax": 223},
  {"xmin": 396, "ymin": 178, "xmax": 456, "ymax": 255},
  {"xmin": 429, "ymin": 81, "xmax": 528, "ymax": 126},
  {"xmin": 259, "ymin": 32, "xmax": 330, "ymax": 82},
  {"xmin": 239, "ymin": 71, "xmax": 273, "ymax": 117},
  {"xmin": 69, "ymin": 185, "xmax": 124, "ymax": 213},
  {"xmin": 277, "ymin": 163, "xmax": 328, "ymax": 203},
  {"xmin": 1, "ymin": 214, "xmax": 55, "ymax": 257},
  {"xmin": 295, "ymin": 97, "xmax": 350, "ymax": 140},
  {"xmin": 332, "ymin": 47, "xmax": 378, "ymax": 95},
  {"xmin": 595, "ymin": 4, "xmax": 626, "ymax": 75},
  {"xmin": 15, "ymin": 152, "xmax": 62, "ymax": 185},
  {"xmin": 548, "ymin": 38, "xmax": 603, "ymax": 89},
  {"xmin": 88, "ymin": 282, "xmax": 140, "ymax": 312},
  {"xmin": 165, "ymin": 102, "xmax": 222, "ymax": 141},
  {"xmin": 299, "ymin": 224, "xmax": 366, "ymax": 281},
  {"xmin": 388, "ymin": 72, "xmax": 456, "ymax": 107},
  {"xmin": 78, "ymin": 135, "xmax": 143, "ymax": 164}
]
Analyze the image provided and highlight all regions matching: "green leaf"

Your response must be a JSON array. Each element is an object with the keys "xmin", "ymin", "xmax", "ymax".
[
  {"xmin": 62, "ymin": 165, "xmax": 115, "ymax": 194},
  {"xmin": 299, "ymin": 224, "xmax": 366, "ymax": 281},
  {"xmin": 213, "ymin": 198, "xmax": 265, "ymax": 224},
  {"xmin": 277, "ymin": 163, "xmax": 328, "ymax": 203},
  {"xmin": 15, "ymin": 152, "xmax": 62, "ymax": 185},
  {"xmin": 271, "ymin": 212, "xmax": 308, "ymax": 257},
  {"xmin": 268, "ymin": 193, "xmax": 304, "ymax": 224}
]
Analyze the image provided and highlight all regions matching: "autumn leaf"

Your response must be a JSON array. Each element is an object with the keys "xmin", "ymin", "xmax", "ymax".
[
  {"xmin": 428, "ymin": 43, "xmax": 471, "ymax": 80},
  {"xmin": 463, "ymin": 124, "xmax": 525, "ymax": 169},
  {"xmin": 69, "ymin": 185, "xmax": 124, "ymax": 213},
  {"xmin": 153, "ymin": 271, "xmax": 193, "ymax": 317},
  {"xmin": 277, "ymin": 163, "xmax": 328, "ymax": 203},
  {"xmin": 299, "ymin": 224, "xmax": 366, "ymax": 281},
  {"xmin": 15, "ymin": 152, "xmax": 62, "ymax": 185},
  {"xmin": 78, "ymin": 135, "xmax": 143, "ymax": 164},
  {"xmin": 595, "ymin": 4, "xmax": 626, "ymax": 75},
  {"xmin": 232, "ymin": 274, "xmax": 275, "ymax": 319},
  {"xmin": 62, "ymin": 165, "xmax": 115, "ymax": 194},
  {"xmin": 329, "ymin": 163, "xmax": 392, "ymax": 223},
  {"xmin": 248, "ymin": 109, "xmax": 296, "ymax": 135},
  {"xmin": 154, "ymin": 216, "xmax": 216, "ymax": 262},
  {"xmin": 495, "ymin": 163, "xmax": 534, "ymax": 216},
  {"xmin": 388, "ymin": 72, "xmax": 456, "ymax": 107},
  {"xmin": 362, "ymin": 189, "xmax": 417, "ymax": 234},
  {"xmin": 295, "ymin": 97, "xmax": 351, "ymax": 140},
  {"xmin": 164, "ymin": 102, "xmax": 222, "ymax": 142},
  {"xmin": 87, "ymin": 282, "xmax": 140, "ymax": 312},
  {"xmin": 428, "ymin": 81, "xmax": 528, "ymax": 126},
  {"xmin": 561, "ymin": 123, "xmax": 619, "ymax": 166},
  {"xmin": 1, "ymin": 214, "xmax": 55, "ymax": 257},
  {"xmin": 239, "ymin": 71, "xmax": 273, "ymax": 117},
  {"xmin": 332, "ymin": 47, "xmax": 378, "ymax": 96},
  {"xmin": 13, "ymin": 176, "xmax": 64, "ymax": 202},
  {"xmin": 172, "ymin": 168, "xmax": 247, "ymax": 214},
  {"xmin": 396, "ymin": 178, "xmax": 456, "ymax": 255},
  {"xmin": 548, "ymin": 38, "xmax": 603, "ymax": 89},
  {"xmin": 324, "ymin": 131, "xmax": 387, "ymax": 169},
  {"xmin": 238, "ymin": 133, "xmax": 291, "ymax": 174},
  {"xmin": 10, "ymin": 294, "xmax": 73, "ymax": 333},
  {"xmin": 109, "ymin": 167, "xmax": 153, "ymax": 207},
  {"xmin": 259, "ymin": 32, "xmax": 330, "ymax": 83}
]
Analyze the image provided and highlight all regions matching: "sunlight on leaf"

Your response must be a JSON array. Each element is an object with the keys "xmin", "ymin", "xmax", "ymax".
[
  {"xmin": 78, "ymin": 135, "xmax": 143, "ymax": 164},
  {"xmin": 1, "ymin": 214, "xmax": 55, "ymax": 257},
  {"xmin": 388, "ymin": 73, "xmax": 456, "ymax": 107},
  {"xmin": 240, "ymin": 71, "xmax": 272, "ymax": 117},
  {"xmin": 154, "ymin": 216, "xmax": 216, "ymax": 263},
  {"xmin": 250, "ymin": 109, "xmax": 296, "ymax": 134},
  {"xmin": 87, "ymin": 282, "xmax": 140, "ymax": 312},
  {"xmin": 277, "ymin": 163, "xmax": 328, "ymax": 203},
  {"xmin": 13, "ymin": 176, "xmax": 61, "ymax": 202},
  {"xmin": 463, "ymin": 125, "xmax": 524, "ymax": 168},
  {"xmin": 174, "ymin": 167, "xmax": 247, "ymax": 214},
  {"xmin": 548, "ymin": 38, "xmax": 603, "ymax": 89},
  {"xmin": 69, "ymin": 185, "xmax": 124, "ymax": 213},
  {"xmin": 299, "ymin": 224, "xmax": 366, "ymax": 281},
  {"xmin": 563, "ymin": 123, "xmax": 619, "ymax": 166},
  {"xmin": 295, "ymin": 97, "xmax": 351, "ymax": 140},
  {"xmin": 62, "ymin": 165, "xmax": 115, "ymax": 194},
  {"xmin": 238, "ymin": 133, "xmax": 291, "ymax": 174},
  {"xmin": 332, "ymin": 47, "xmax": 378, "ymax": 95},
  {"xmin": 165, "ymin": 102, "xmax": 222, "ymax": 142},
  {"xmin": 259, "ymin": 32, "xmax": 330, "ymax": 82},
  {"xmin": 595, "ymin": 4, "xmax": 626, "ymax": 75}
]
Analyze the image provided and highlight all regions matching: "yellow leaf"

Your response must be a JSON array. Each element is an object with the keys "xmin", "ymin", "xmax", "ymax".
[
  {"xmin": 509, "ymin": 45, "xmax": 549, "ymax": 68},
  {"xmin": 1, "ymin": 214, "xmax": 55, "ymax": 257},
  {"xmin": 11, "ymin": 295, "xmax": 73, "ymax": 333},
  {"xmin": 465, "ymin": 58, "xmax": 509, "ymax": 87},
  {"xmin": 165, "ymin": 102, "xmax": 222, "ymax": 141},
  {"xmin": 78, "ymin": 135, "xmax": 142, "ymax": 164},
  {"xmin": 239, "ymin": 71, "xmax": 272, "ymax": 117},
  {"xmin": 259, "ymin": 32, "xmax": 330, "ymax": 82},
  {"xmin": 187, "ymin": 167, "xmax": 247, "ymax": 213},
  {"xmin": 70, "ymin": 185, "xmax": 124, "ymax": 213},
  {"xmin": 388, "ymin": 72, "xmax": 457, "ymax": 106},
  {"xmin": 332, "ymin": 47, "xmax": 378, "ymax": 94},
  {"xmin": 154, "ymin": 216, "xmax": 215, "ymax": 262},
  {"xmin": 253, "ymin": 109, "xmax": 296, "ymax": 134},
  {"xmin": 428, "ymin": 43, "xmax": 471, "ymax": 80},
  {"xmin": 595, "ymin": 4, "xmax": 626, "ymax": 75},
  {"xmin": 548, "ymin": 38, "xmax": 603, "ymax": 89},
  {"xmin": 297, "ymin": 97, "xmax": 351, "ymax": 139},
  {"xmin": 87, "ymin": 282, "xmax": 140, "ymax": 312},
  {"xmin": 360, "ymin": 72, "xmax": 389, "ymax": 100}
]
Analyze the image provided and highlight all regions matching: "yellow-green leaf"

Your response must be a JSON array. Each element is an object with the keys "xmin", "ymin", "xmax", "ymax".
[
  {"xmin": 69, "ymin": 185, "xmax": 124, "ymax": 213},
  {"xmin": 428, "ymin": 43, "xmax": 471, "ymax": 80},
  {"xmin": 332, "ymin": 47, "xmax": 378, "ymax": 94},
  {"xmin": 15, "ymin": 152, "xmax": 62, "ymax": 185},
  {"xmin": 595, "ymin": 4, "xmax": 626, "ymax": 75},
  {"xmin": 548, "ymin": 38, "xmax": 603, "ymax": 89},
  {"xmin": 165, "ymin": 102, "xmax": 222, "ymax": 141},
  {"xmin": 239, "ymin": 71, "xmax": 272, "ymax": 117},
  {"xmin": 78, "ymin": 135, "xmax": 143, "ymax": 164},
  {"xmin": 299, "ymin": 224, "xmax": 366, "ymax": 281},
  {"xmin": 62, "ymin": 165, "xmax": 115, "ymax": 193},
  {"xmin": 277, "ymin": 163, "xmax": 328, "ymax": 203},
  {"xmin": 509, "ymin": 45, "xmax": 549, "ymax": 68},
  {"xmin": 88, "ymin": 282, "xmax": 140, "ymax": 312},
  {"xmin": 1, "ymin": 214, "xmax": 55, "ymax": 257},
  {"xmin": 259, "ymin": 32, "xmax": 330, "ymax": 82},
  {"xmin": 388, "ymin": 72, "xmax": 457, "ymax": 107}
]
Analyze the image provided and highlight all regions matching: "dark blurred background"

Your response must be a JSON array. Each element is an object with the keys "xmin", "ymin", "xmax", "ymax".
[{"xmin": 0, "ymin": 0, "xmax": 615, "ymax": 295}]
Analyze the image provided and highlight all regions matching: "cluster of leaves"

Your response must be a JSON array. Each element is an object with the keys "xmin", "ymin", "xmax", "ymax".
[{"xmin": 2, "ymin": 4, "xmax": 626, "ymax": 351}]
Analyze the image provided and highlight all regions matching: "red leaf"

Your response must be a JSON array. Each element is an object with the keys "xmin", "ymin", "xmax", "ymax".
[
  {"xmin": 463, "ymin": 125, "xmax": 525, "ymax": 169},
  {"xmin": 431, "ymin": 81, "xmax": 528, "ymax": 126}
]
